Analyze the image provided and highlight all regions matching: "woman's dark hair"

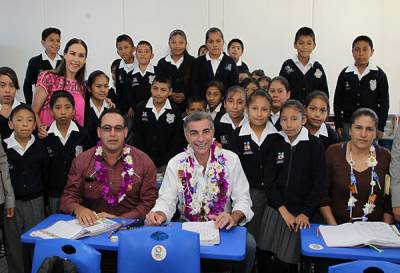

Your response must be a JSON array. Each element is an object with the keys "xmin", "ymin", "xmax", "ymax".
[
  {"xmin": 0, "ymin": 67, "xmax": 19, "ymax": 89},
  {"xmin": 247, "ymin": 89, "xmax": 272, "ymax": 107},
  {"xmin": 10, "ymin": 104, "xmax": 36, "ymax": 122},
  {"xmin": 269, "ymin": 76, "xmax": 290, "ymax": 91},
  {"xmin": 205, "ymin": 27, "xmax": 224, "ymax": 43},
  {"xmin": 87, "ymin": 70, "xmax": 109, "ymax": 89},
  {"xmin": 305, "ymin": 90, "xmax": 330, "ymax": 113},
  {"xmin": 350, "ymin": 108, "xmax": 378, "ymax": 129},
  {"xmin": 53, "ymin": 38, "xmax": 88, "ymax": 84},
  {"xmin": 205, "ymin": 80, "xmax": 225, "ymax": 96},
  {"xmin": 224, "ymin": 86, "xmax": 246, "ymax": 102},
  {"xmin": 240, "ymin": 77, "xmax": 259, "ymax": 89},
  {"xmin": 280, "ymin": 99, "xmax": 305, "ymax": 117}
]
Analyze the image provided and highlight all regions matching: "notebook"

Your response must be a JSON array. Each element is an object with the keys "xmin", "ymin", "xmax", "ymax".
[
  {"xmin": 319, "ymin": 222, "xmax": 400, "ymax": 248},
  {"xmin": 31, "ymin": 218, "xmax": 120, "ymax": 239},
  {"xmin": 182, "ymin": 221, "xmax": 220, "ymax": 246}
]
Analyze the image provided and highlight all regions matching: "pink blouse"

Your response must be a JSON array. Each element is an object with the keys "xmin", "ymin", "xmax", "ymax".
[{"xmin": 36, "ymin": 71, "xmax": 85, "ymax": 126}]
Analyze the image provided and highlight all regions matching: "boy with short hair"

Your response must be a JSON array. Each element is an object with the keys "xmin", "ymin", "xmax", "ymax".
[
  {"xmin": 45, "ymin": 91, "xmax": 89, "ymax": 213},
  {"xmin": 334, "ymin": 35, "xmax": 389, "ymax": 140},
  {"xmin": 23, "ymin": 27, "xmax": 62, "ymax": 105},
  {"xmin": 228, "ymin": 38, "xmax": 249, "ymax": 73},
  {"xmin": 131, "ymin": 75, "xmax": 183, "ymax": 169},
  {"xmin": 279, "ymin": 26, "xmax": 328, "ymax": 104},
  {"xmin": 113, "ymin": 34, "xmax": 136, "ymax": 114},
  {"xmin": 185, "ymin": 96, "xmax": 206, "ymax": 116}
]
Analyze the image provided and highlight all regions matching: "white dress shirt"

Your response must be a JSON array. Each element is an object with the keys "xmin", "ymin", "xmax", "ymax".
[
  {"xmin": 239, "ymin": 121, "xmax": 277, "ymax": 146},
  {"xmin": 206, "ymin": 52, "xmax": 223, "ymax": 76},
  {"xmin": 4, "ymin": 132, "xmax": 36, "ymax": 156},
  {"xmin": 313, "ymin": 123, "xmax": 329, "ymax": 138},
  {"xmin": 47, "ymin": 120, "xmax": 80, "ymax": 145},
  {"xmin": 145, "ymin": 98, "xmax": 172, "ymax": 120},
  {"xmin": 207, "ymin": 103, "xmax": 222, "ymax": 120},
  {"xmin": 270, "ymin": 111, "xmax": 280, "ymax": 125},
  {"xmin": 119, "ymin": 59, "xmax": 136, "ymax": 73},
  {"xmin": 345, "ymin": 62, "xmax": 378, "ymax": 80},
  {"xmin": 41, "ymin": 50, "xmax": 62, "ymax": 69},
  {"xmin": 152, "ymin": 148, "xmax": 254, "ymax": 224},
  {"xmin": 291, "ymin": 55, "xmax": 314, "ymax": 75},
  {"xmin": 165, "ymin": 55, "xmax": 184, "ymax": 69},
  {"xmin": 219, "ymin": 112, "xmax": 248, "ymax": 129},
  {"xmin": 89, "ymin": 98, "xmax": 110, "ymax": 118},
  {"xmin": 279, "ymin": 126, "xmax": 309, "ymax": 147}
]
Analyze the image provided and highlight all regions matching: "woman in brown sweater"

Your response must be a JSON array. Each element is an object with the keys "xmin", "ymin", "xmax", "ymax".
[{"xmin": 320, "ymin": 108, "xmax": 393, "ymax": 225}]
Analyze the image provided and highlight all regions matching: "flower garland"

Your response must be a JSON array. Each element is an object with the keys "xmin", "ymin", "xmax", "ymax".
[
  {"xmin": 95, "ymin": 141, "xmax": 135, "ymax": 206},
  {"xmin": 178, "ymin": 141, "xmax": 229, "ymax": 221},
  {"xmin": 347, "ymin": 144, "xmax": 380, "ymax": 222}
]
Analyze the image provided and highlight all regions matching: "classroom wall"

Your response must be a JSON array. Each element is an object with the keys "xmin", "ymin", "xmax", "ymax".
[{"xmin": 0, "ymin": 0, "xmax": 399, "ymax": 114}]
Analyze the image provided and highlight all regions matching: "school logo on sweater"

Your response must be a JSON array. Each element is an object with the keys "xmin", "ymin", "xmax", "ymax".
[
  {"xmin": 225, "ymin": 64, "xmax": 232, "ymax": 71},
  {"xmin": 142, "ymin": 111, "xmax": 149, "ymax": 121},
  {"xmin": 166, "ymin": 113, "xmax": 175, "ymax": 124},
  {"xmin": 148, "ymin": 75, "xmax": 155, "ymax": 84},
  {"xmin": 131, "ymin": 78, "xmax": 139, "ymax": 87},
  {"xmin": 314, "ymin": 68, "xmax": 323, "ymax": 79},
  {"xmin": 75, "ymin": 145, "xmax": 83, "ymax": 157},
  {"xmin": 119, "ymin": 75, "xmax": 124, "ymax": 83},
  {"xmin": 285, "ymin": 65, "xmax": 294, "ymax": 74},
  {"xmin": 370, "ymin": 79, "xmax": 377, "ymax": 91},
  {"xmin": 345, "ymin": 81, "xmax": 351, "ymax": 91},
  {"xmin": 46, "ymin": 146, "xmax": 54, "ymax": 157},
  {"xmin": 243, "ymin": 141, "xmax": 253, "ymax": 155},
  {"xmin": 276, "ymin": 152, "xmax": 284, "ymax": 164}
]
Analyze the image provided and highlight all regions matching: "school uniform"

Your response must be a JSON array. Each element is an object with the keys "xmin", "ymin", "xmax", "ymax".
[
  {"xmin": 113, "ymin": 58, "xmax": 135, "ymax": 112},
  {"xmin": 258, "ymin": 127, "xmax": 325, "ymax": 264},
  {"xmin": 84, "ymin": 98, "xmax": 111, "ymax": 148},
  {"xmin": 157, "ymin": 53, "xmax": 195, "ymax": 112},
  {"xmin": 236, "ymin": 58, "xmax": 250, "ymax": 73},
  {"xmin": 214, "ymin": 112, "xmax": 247, "ymax": 149},
  {"xmin": 0, "ymin": 99, "xmax": 21, "ymax": 141},
  {"xmin": 131, "ymin": 98, "xmax": 184, "ymax": 168},
  {"xmin": 191, "ymin": 52, "xmax": 239, "ymax": 98},
  {"xmin": 3, "ymin": 133, "xmax": 48, "ymax": 273},
  {"xmin": 23, "ymin": 51, "xmax": 62, "ymax": 105},
  {"xmin": 229, "ymin": 121, "xmax": 277, "ymax": 242},
  {"xmin": 279, "ymin": 56, "xmax": 329, "ymax": 104},
  {"xmin": 207, "ymin": 102, "xmax": 225, "ymax": 121},
  {"xmin": 45, "ymin": 120, "xmax": 89, "ymax": 212},
  {"xmin": 333, "ymin": 63, "xmax": 389, "ymax": 132},
  {"xmin": 269, "ymin": 111, "xmax": 282, "ymax": 131},
  {"xmin": 312, "ymin": 123, "xmax": 339, "ymax": 150}
]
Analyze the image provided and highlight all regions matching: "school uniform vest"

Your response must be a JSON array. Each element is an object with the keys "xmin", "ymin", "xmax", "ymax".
[
  {"xmin": 114, "ymin": 59, "xmax": 134, "ymax": 113},
  {"xmin": 127, "ymin": 67, "xmax": 158, "ymax": 111},
  {"xmin": 317, "ymin": 124, "xmax": 339, "ymax": 150},
  {"xmin": 279, "ymin": 59, "xmax": 329, "ymax": 104}
]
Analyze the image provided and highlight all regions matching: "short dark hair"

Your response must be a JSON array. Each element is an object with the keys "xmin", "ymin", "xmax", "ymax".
[
  {"xmin": 228, "ymin": 38, "xmax": 244, "ymax": 51},
  {"xmin": 350, "ymin": 108, "xmax": 378, "ymax": 129},
  {"xmin": 247, "ymin": 89, "xmax": 272, "ymax": 107},
  {"xmin": 224, "ymin": 86, "xmax": 246, "ymax": 102},
  {"xmin": 269, "ymin": 76, "xmax": 290, "ymax": 91},
  {"xmin": 205, "ymin": 27, "xmax": 224, "ymax": 43},
  {"xmin": 50, "ymin": 90, "xmax": 75, "ymax": 109},
  {"xmin": 295, "ymin": 27, "xmax": 315, "ymax": 43},
  {"xmin": 152, "ymin": 75, "xmax": 172, "ymax": 88},
  {"xmin": 258, "ymin": 76, "xmax": 272, "ymax": 83},
  {"xmin": 42, "ymin": 27, "xmax": 61, "ymax": 41},
  {"xmin": 0, "ymin": 67, "xmax": 19, "ymax": 90},
  {"xmin": 280, "ymin": 99, "xmax": 305, "ymax": 117},
  {"xmin": 187, "ymin": 96, "xmax": 207, "ymax": 110},
  {"xmin": 197, "ymin": 44, "xmax": 207, "ymax": 56},
  {"xmin": 251, "ymin": 69, "xmax": 265, "ymax": 77},
  {"xmin": 352, "ymin": 35, "xmax": 373, "ymax": 50},
  {"xmin": 240, "ymin": 77, "xmax": 259, "ymax": 89},
  {"xmin": 137, "ymin": 40, "xmax": 153, "ymax": 52},
  {"xmin": 87, "ymin": 70, "xmax": 109, "ymax": 89},
  {"xmin": 10, "ymin": 104, "xmax": 36, "ymax": 122},
  {"xmin": 183, "ymin": 111, "xmax": 214, "ymax": 135},
  {"xmin": 116, "ymin": 34, "xmax": 134, "ymax": 47},
  {"xmin": 205, "ymin": 80, "xmax": 225, "ymax": 96},
  {"xmin": 98, "ymin": 108, "xmax": 125, "ymax": 127},
  {"xmin": 305, "ymin": 91, "xmax": 330, "ymax": 114}
]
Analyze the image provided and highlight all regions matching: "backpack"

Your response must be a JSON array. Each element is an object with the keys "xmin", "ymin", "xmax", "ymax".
[{"xmin": 36, "ymin": 256, "xmax": 78, "ymax": 273}]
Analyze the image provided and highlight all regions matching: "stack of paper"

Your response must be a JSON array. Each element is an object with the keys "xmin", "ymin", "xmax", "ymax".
[{"xmin": 182, "ymin": 221, "xmax": 220, "ymax": 246}]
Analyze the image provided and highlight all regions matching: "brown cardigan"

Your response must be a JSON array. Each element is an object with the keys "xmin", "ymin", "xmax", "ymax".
[{"xmin": 320, "ymin": 143, "xmax": 392, "ymax": 224}]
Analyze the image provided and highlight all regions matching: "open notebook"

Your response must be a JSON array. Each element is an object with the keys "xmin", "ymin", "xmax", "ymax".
[
  {"xmin": 31, "ymin": 218, "xmax": 120, "ymax": 239},
  {"xmin": 182, "ymin": 221, "xmax": 220, "ymax": 246},
  {"xmin": 319, "ymin": 222, "xmax": 400, "ymax": 248}
]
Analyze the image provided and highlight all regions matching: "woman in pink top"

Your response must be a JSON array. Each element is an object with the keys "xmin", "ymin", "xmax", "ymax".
[{"xmin": 32, "ymin": 38, "xmax": 87, "ymax": 130}]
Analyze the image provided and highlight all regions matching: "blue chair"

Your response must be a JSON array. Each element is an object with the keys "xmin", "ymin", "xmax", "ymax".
[
  {"xmin": 118, "ymin": 227, "xmax": 200, "ymax": 273},
  {"xmin": 31, "ymin": 239, "xmax": 101, "ymax": 273},
  {"xmin": 328, "ymin": 260, "xmax": 400, "ymax": 273}
]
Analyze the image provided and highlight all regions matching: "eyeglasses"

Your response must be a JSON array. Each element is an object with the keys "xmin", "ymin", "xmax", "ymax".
[{"xmin": 100, "ymin": 125, "xmax": 125, "ymax": 133}]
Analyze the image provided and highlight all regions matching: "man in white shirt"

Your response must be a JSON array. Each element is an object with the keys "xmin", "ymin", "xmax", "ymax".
[{"xmin": 146, "ymin": 111, "xmax": 255, "ymax": 273}]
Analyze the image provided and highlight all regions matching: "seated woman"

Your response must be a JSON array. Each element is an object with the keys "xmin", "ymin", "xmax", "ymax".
[{"xmin": 320, "ymin": 108, "xmax": 393, "ymax": 225}]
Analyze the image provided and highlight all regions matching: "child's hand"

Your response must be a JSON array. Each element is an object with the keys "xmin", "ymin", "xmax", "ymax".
[
  {"xmin": 38, "ymin": 124, "xmax": 48, "ymax": 139},
  {"xmin": 6, "ymin": 207, "xmax": 14, "ymax": 218},
  {"xmin": 278, "ymin": 206, "xmax": 297, "ymax": 231},
  {"xmin": 127, "ymin": 107, "xmax": 134, "ymax": 118},
  {"xmin": 294, "ymin": 213, "xmax": 310, "ymax": 231}
]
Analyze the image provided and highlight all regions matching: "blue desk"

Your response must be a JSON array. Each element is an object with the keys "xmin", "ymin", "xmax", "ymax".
[
  {"xmin": 21, "ymin": 214, "xmax": 246, "ymax": 261},
  {"xmin": 301, "ymin": 224, "xmax": 400, "ymax": 263}
]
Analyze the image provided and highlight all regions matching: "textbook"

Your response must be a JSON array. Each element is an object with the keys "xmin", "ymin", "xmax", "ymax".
[
  {"xmin": 30, "ymin": 218, "xmax": 120, "ymax": 240},
  {"xmin": 182, "ymin": 221, "xmax": 220, "ymax": 246},
  {"xmin": 319, "ymin": 222, "xmax": 400, "ymax": 248}
]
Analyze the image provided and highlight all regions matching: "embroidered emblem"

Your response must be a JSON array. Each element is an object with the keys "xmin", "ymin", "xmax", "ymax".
[
  {"xmin": 148, "ymin": 75, "xmax": 155, "ymax": 84},
  {"xmin": 119, "ymin": 75, "xmax": 123, "ymax": 83},
  {"xmin": 370, "ymin": 79, "xmax": 377, "ymax": 91},
  {"xmin": 75, "ymin": 145, "xmax": 83, "ymax": 157},
  {"xmin": 276, "ymin": 152, "xmax": 285, "ymax": 164},
  {"xmin": 142, "ymin": 111, "xmax": 149, "ymax": 121},
  {"xmin": 131, "ymin": 77, "xmax": 139, "ymax": 87},
  {"xmin": 345, "ymin": 81, "xmax": 351, "ymax": 90},
  {"xmin": 224, "ymin": 64, "xmax": 232, "ymax": 71},
  {"xmin": 220, "ymin": 135, "xmax": 228, "ymax": 145},
  {"xmin": 314, "ymin": 68, "xmax": 322, "ymax": 79},
  {"xmin": 243, "ymin": 141, "xmax": 253, "ymax": 155},
  {"xmin": 46, "ymin": 146, "xmax": 53, "ymax": 157},
  {"xmin": 285, "ymin": 65, "xmax": 294, "ymax": 74},
  {"xmin": 166, "ymin": 113, "xmax": 175, "ymax": 124}
]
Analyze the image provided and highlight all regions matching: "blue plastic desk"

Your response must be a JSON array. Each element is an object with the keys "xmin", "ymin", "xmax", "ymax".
[
  {"xmin": 21, "ymin": 214, "xmax": 246, "ymax": 261},
  {"xmin": 301, "ymin": 224, "xmax": 400, "ymax": 263}
]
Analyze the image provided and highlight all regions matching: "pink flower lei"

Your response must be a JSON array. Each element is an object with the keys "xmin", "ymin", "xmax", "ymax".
[
  {"xmin": 95, "ymin": 141, "xmax": 135, "ymax": 206},
  {"xmin": 179, "ymin": 141, "xmax": 229, "ymax": 221}
]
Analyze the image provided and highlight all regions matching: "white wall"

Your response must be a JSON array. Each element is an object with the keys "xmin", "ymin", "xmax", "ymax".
[{"xmin": 0, "ymin": 0, "xmax": 399, "ymax": 114}]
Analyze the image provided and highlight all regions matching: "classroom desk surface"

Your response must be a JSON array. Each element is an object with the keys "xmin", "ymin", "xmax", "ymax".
[
  {"xmin": 301, "ymin": 224, "xmax": 400, "ymax": 263},
  {"xmin": 21, "ymin": 214, "xmax": 246, "ymax": 261}
]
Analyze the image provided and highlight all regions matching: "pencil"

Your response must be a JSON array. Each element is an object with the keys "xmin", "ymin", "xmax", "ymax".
[{"xmin": 316, "ymin": 226, "xmax": 319, "ymax": 237}]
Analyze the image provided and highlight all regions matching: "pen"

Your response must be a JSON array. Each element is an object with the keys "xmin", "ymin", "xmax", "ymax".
[
  {"xmin": 316, "ymin": 226, "xmax": 319, "ymax": 237},
  {"xmin": 108, "ymin": 223, "xmax": 123, "ymax": 238}
]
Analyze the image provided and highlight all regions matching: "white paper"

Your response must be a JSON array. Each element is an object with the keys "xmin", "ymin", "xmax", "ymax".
[{"xmin": 182, "ymin": 221, "xmax": 220, "ymax": 246}]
